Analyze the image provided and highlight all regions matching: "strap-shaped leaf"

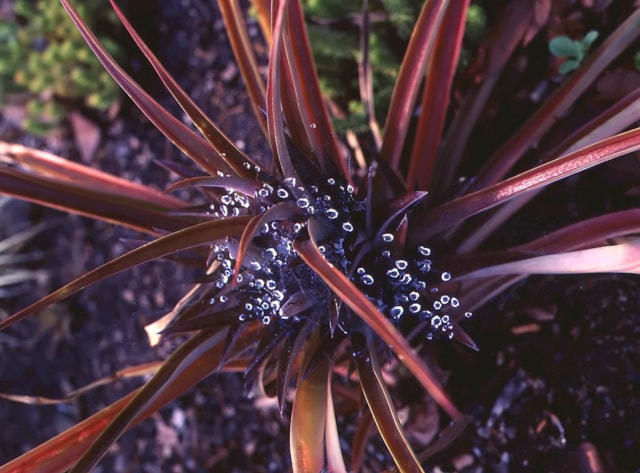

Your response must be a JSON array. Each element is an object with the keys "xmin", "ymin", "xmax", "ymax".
[
  {"xmin": 469, "ymin": 7, "xmax": 640, "ymax": 191},
  {"xmin": 59, "ymin": 0, "xmax": 231, "ymax": 176},
  {"xmin": 355, "ymin": 339, "xmax": 423, "ymax": 473},
  {"xmin": 461, "ymin": 239, "xmax": 640, "ymax": 279},
  {"xmin": 407, "ymin": 0, "xmax": 469, "ymax": 190},
  {"xmin": 233, "ymin": 201, "xmax": 301, "ymax": 283},
  {"xmin": 325, "ymin": 374, "xmax": 348, "ymax": 473},
  {"xmin": 68, "ymin": 330, "xmax": 224, "ymax": 472},
  {"xmin": 266, "ymin": 0, "xmax": 304, "ymax": 189},
  {"xmin": 381, "ymin": 0, "xmax": 448, "ymax": 169},
  {"xmin": 219, "ymin": 0, "xmax": 268, "ymax": 135},
  {"xmin": 0, "ymin": 167, "xmax": 189, "ymax": 234},
  {"xmin": 108, "ymin": 0, "xmax": 256, "ymax": 177},
  {"xmin": 411, "ymin": 127, "xmax": 640, "ymax": 242},
  {"xmin": 281, "ymin": 0, "xmax": 348, "ymax": 177},
  {"xmin": 295, "ymin": 238, "xmax": 461, "ymax": 420},
  {"xmin": 290, "ymin": 333, "xmax": 330, "ymax": 473},
  {"xmin": 0, "ymin": 328, "xmax": 234, "ymax": 473},
  {"xmin": 0, "ymin": 216, "xmax": 251, "ymax": 331}
]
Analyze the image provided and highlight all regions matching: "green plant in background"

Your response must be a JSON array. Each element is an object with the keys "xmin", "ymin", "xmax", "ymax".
[
  {"xmin": 303, "ymin": 0, "xmax": 486, "ymax": 134},
  {"xmin": 0, "ymin": 1, "xmax": 639, "ymax": 472},
  {"xmin": 549, "ymin": 29, "xmax": 599, "ymax": 74},
  {"xmin": 0, "ymin": 0, "xmax": 122, "ymax": 135}
]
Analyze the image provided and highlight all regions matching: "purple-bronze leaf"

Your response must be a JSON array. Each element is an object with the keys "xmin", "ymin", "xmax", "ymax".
[
  {"xmin": 290, "ymin": 336, "xmax": 330, "ymax": 473},
  {"xmin": 219, "ymin": 0, "xmax": 268, "ymax": 135},
  {"xmin": 411, "ymin": 127, "xmax": 640, "ymax": 242},
  {"xmin": 295, "ymin": 238, "xmax": 461, "ymax": 420},
  {"xmin": 381, "ymin": 0, "xmax": 447, "ymax": 169},
  {"xmin": 0, "ymin": 216, "xmax": 251, "ymax": 331},
  {"xmin": 355, "ymin": 339, "xmax": 423, "ymax": 473},
  {"xmin": 59, "ymin": 0, "xmax": 231, "ymax": 177},
  {"xmin": 407, "ymin": 0, "xmax": 469, "ymax": 191},
  {"xmin": 232, "ymin": 201, "xmax": 302, "ymax": 283},
  {"xmin": 469, "ymin": 7, "xmax": 640, "ymax": 192}
]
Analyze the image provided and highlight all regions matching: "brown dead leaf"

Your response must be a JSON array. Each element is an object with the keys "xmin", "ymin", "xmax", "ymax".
[
  {"xmin": 596, "ymin": 67, "xmax": 640, "ymax": 101},
  {"xmin": 523, "ymin": 0, "xmax": 551, "ymax": 46},
  {"xmin": 70, "ymin": 111, "xmax": 101, "ymax": 163},
  {"xmin": 581, "ymin": 0, "xmax": 614, "ymax": 12}
]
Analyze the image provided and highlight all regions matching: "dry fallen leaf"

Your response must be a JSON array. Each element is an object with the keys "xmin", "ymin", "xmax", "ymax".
[{"xmin": 70, "ymin": 111, "xmax": 101, "ymax": 163}]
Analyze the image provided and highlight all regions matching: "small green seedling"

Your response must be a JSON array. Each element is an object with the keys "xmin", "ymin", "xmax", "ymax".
[{"xmin": 549, "ymin": 30, "xmax": 599, "ymax": 74}]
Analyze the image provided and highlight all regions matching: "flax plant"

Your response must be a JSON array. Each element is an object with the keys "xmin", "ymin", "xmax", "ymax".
[{"xmin": 0, "ymin": 1, "xmax": 639, "ymax": 472}]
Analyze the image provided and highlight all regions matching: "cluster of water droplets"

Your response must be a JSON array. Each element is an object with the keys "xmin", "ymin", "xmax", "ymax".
[{"xmin": 204, "ymin": 173, "xmax": 469, "ymax": 339}]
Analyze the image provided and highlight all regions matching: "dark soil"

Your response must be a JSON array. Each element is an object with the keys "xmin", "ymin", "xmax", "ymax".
[{"xmin": 1, "ymin": 1, "xmax": 639, "ymax": 472}]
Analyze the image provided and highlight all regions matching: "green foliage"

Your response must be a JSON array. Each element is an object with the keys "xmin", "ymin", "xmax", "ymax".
[
  {"xmin": 0, "ymin": 0, "xmax": 122, "ymax": 134},
  {"xmin": 549, "ymin": 30, "xmax": 599, "ymax": 74},
  {"xmin": 465, "ymin": 3, "xmax": 487, "ymax": 43},
  {"xmin": 303, "ymin": 1, "xmax": 487, "ymax": 134},
  {"xmin": 302, "ymin": 1, "xmax": 401, "ymax": 133}
]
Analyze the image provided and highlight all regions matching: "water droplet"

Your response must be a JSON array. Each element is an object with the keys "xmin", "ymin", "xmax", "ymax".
[
  {"xmin": 342, "ymin": 222, "xmax": 354, "ymax": 232},
  {"xmin": 387, "ymin": 268, "xmax": 400, "ymax": 278},
  {"xmin": 284, "ymin": 177, "xmax": 297, "ymax": 187},
  {"xmin": 395, "ymin": 259, "xmax": 408, "ymax": 270},
  {"xmin": 327, "ymin": 178, "xmax": 336, "ymax": 185},
  {"xmin": 409, "ymin": 303, "xmax": 421, "ymax": 313},
  {"xmin": 451, "ymin": 297, "xmax": 459, "ymax": 307},
  {"xmin": 346, "ymin": 185, "xmax": 354, "ymax": 193},
  {"xmin": 277, "ymin": 188, "xmax": 289, "ymax": 199},
  {"xmin": 417, "ymin": 246, "xmax": 431, "ymax": 256},
  {"xmin": 326, "ymin": 208, "xmax": 339, "ymax": 219},
  {"xmin": 209, "ymin": 297, "xmax": 216, "ymax": 304},
  {"xmin": 433, "ymin": 301, "xmax": 442, "ymax": 310},
  {"xmin": 400, "ymin": 274, "xmax": 412, "ymax": 285},
  {"xmin": 431, "ymin": 316, "xmax": 442, "ymax": 329},
  {"xmin": 390, "ymin": 306, "xmax": 404, "ymax": 319},
  {"xmin": 382, "ymin": 233, "xmax": 394, "ymax": 243},
  {"xmin": 221, "ymin": 195, "xmax": 233, "ymax": 205},
  {"xmin": 273, "ymin": 290, "xmax": 285, "ymax": 300},
  {"xmin": 255, "ymin": 279, "xmax": 265, "ymax": 288},
  {"xmin": 382, "ymin": 250, "xmax": 391, "ymax": 258},
  {"xmin": 441, "ymin": 272, "xmax": 451, "ymax": 281},
  {"xmin": 266, "ymin": 280, "xmax": 277, "ymax": 290},
  {"xmin": 409, "ymin": 291, "xmax": 420, "ymax": 301},
  {"xmin": 296, "ymin": 198, "xmax": 310, "ymax": 209},
  {"xmin": 309, "ymin": 122, "xmax": 317, "ymax": 129},
  {"xmin": 258, "ymin": 188, "xmax": 270, "ymax": 198},
  {"xmin": 239, "ymin": 313, "xmax": 247, "ymax": 321},
  {"xmin": 318, "ymin": 245, "xmax": 326, "ymax": 254},
  {"xmin": 250, "ymin": 261, "xmax": 262, "ymax": 271},
  {"xmin": 262, "ymin": 315, "xmax": 271, "ymax": 325},
  {"xmin": 442, "ymin": 315, "xmax": 450, "ymax": 324},
  {"xmin": 265, "ymin": 248, "xmax": 277, "ymax": 260},
  {"xmin": 245, "ymin": 303, "xmax": 253, "ymax": 311},
  {"xmin": 361, "ymin": 274, "xmax": 374, "ymax": 286},
  {"xmin": 465, "ymin": 311, "xmax": 473, "ymax": 318},
  {"xmin": 440, "ymin": 295, "xmax": 450, "ymax": 304},
  {"xmin": 426, "ymin": 332, "xmax": 433, "ymax": 340},
  {"xmin": 219, "ymin": 295, "xmax": 228, "ymax": 303}
]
